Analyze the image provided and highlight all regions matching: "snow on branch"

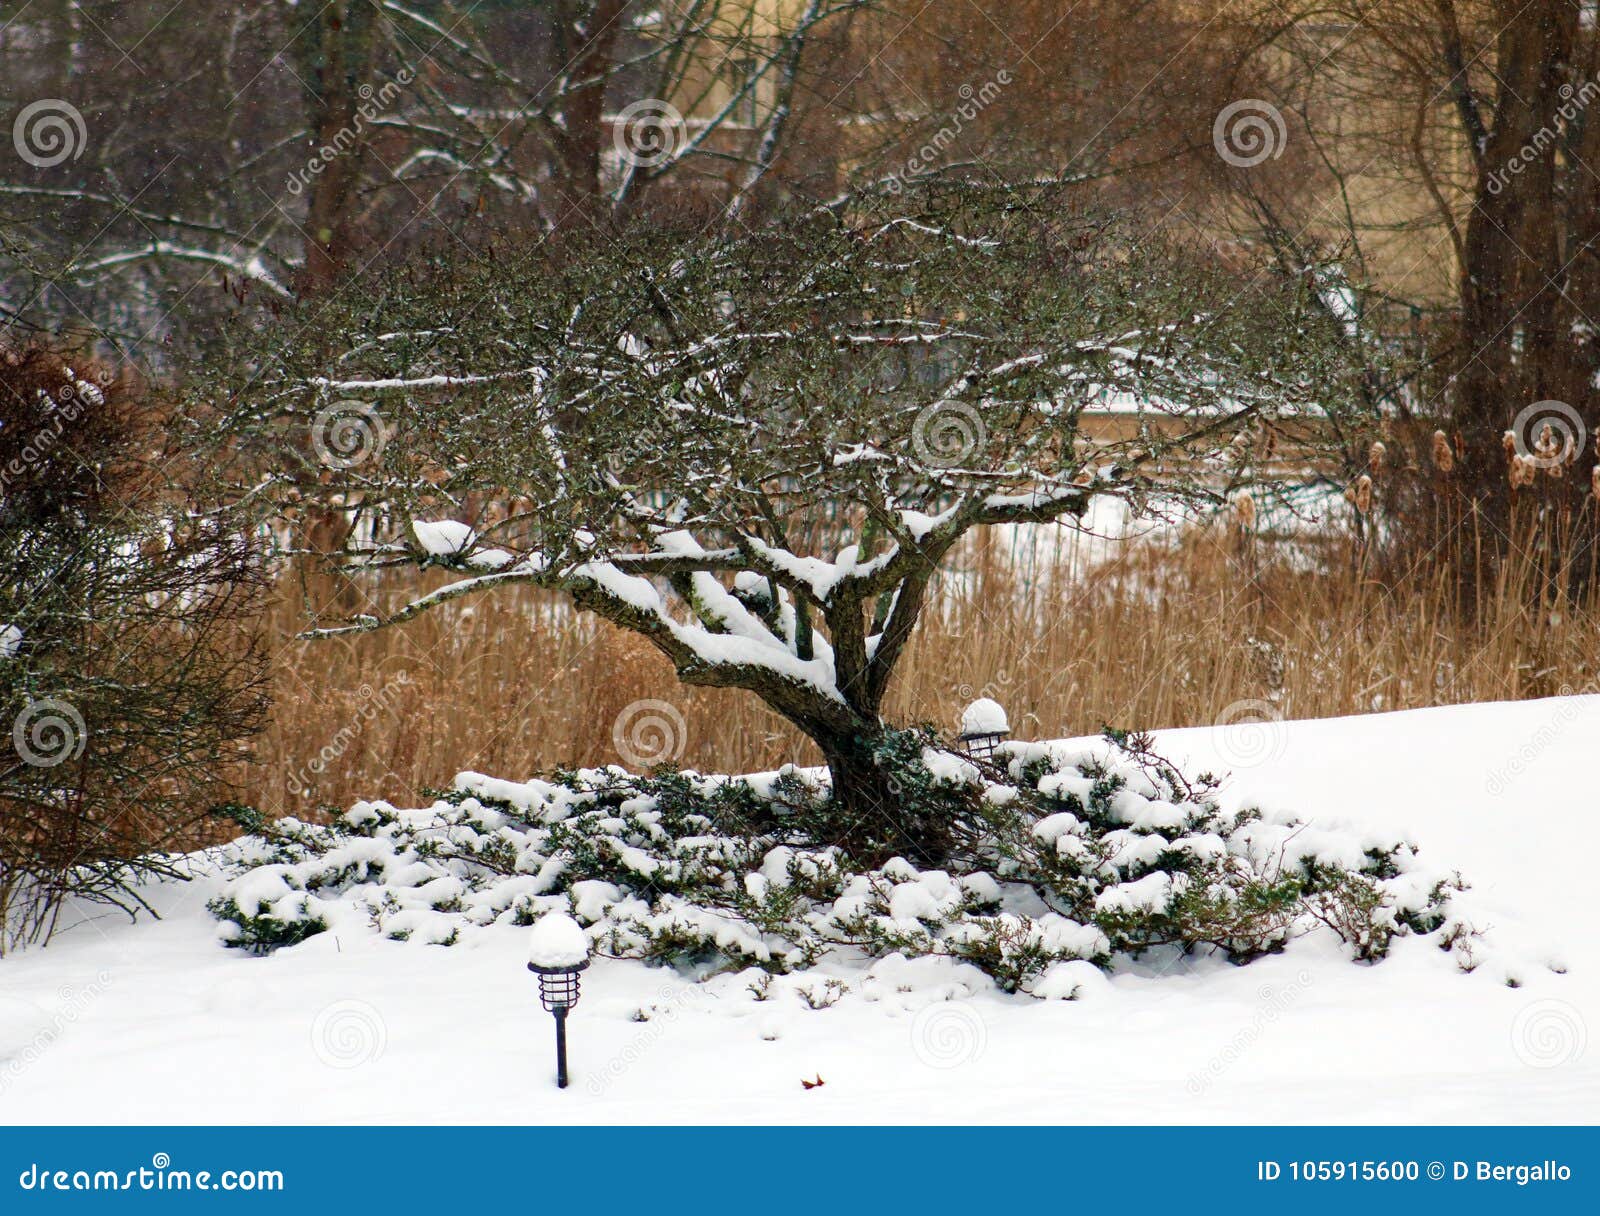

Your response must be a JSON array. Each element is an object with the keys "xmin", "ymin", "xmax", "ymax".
[{"xmin": 72, "ymin": 242, "xmax": 292, "ymax": 297}]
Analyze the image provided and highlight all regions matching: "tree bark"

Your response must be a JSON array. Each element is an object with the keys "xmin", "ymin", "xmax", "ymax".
[
  {"xmin": 294, "ymin": 2, "xmax": 380, "ymax": 292},
  {"xmin": 1447, "ymin": 0, "xmax": 1594, "ymax": 600},
  {"xmin": 818, "ymin": 726, "xmax": 954, "ymax": 867},
  {"xmin": 548, "ymin": 0, "xmax": 629, "ymax": 225}
]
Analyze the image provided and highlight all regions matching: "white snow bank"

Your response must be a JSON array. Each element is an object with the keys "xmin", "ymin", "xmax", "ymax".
[{"xmin": 0, "ymin": 696, "xmax": 1594, "ymax": 1124}]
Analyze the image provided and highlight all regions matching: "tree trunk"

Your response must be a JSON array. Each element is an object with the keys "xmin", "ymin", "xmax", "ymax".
[
  {"xmin": 294, "ymin": 2, "xmax": 379, "ymax": 292},
  {"xmin": 548, "ymin": 0, "xmax": 628, "ymax": 227},
  {"xmin": 818, "ymin": 726, "xmax": 955, "ymax": 868},
  {"xmin": 1449, "ymin": 1, "xmax": 1597, "ymax": 601}
]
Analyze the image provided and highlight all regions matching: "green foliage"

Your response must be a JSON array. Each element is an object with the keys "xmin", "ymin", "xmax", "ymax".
[
  {"xmin": 209, "ymin": 803, "xmax": 269, "ymax": 835},
  {"xmin": 209, "ymin": 735, "xmax": 1468, "ymax": 992},
  {"xmin": 208, "ymin": 894, "xmax": 328, "ymax": 954}
]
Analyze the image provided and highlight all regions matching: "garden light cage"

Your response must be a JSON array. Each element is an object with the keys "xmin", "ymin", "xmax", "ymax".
[{"xmin": 528, "ymin": 958, "xmax": 588, "ymax": 1012}]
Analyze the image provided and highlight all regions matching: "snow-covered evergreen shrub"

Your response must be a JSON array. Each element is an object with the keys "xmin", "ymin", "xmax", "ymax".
[{"xmin": 208, "ymin": 734, "xmax": 1473, "ymax": 992}]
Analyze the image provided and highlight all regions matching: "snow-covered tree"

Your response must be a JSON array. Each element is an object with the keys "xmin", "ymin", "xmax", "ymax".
[{"xmin": 201, "ymin": 185, "xmax": 1357, "ymax": 855}]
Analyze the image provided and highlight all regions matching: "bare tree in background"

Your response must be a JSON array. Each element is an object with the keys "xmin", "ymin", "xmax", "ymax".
[
  {"xmin": 0, "ymin": 1, "xmax": 877, "ymax": 346},
  {"xmin": 1234, "ymin": 0, "xmax": 1600, "ymax": 592}
]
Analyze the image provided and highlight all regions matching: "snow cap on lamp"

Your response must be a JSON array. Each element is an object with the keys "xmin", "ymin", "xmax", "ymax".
[
  {"xmin": 528, "ymin": 911, "xmax": 590, "ymax": 970},
  {"xmin": 958, "ymin": 697, "xmax": 1010, "ymax": 762},
  {"xmin": 960, "ymin": 697, "xmax": 1008, "ymax": 736}
]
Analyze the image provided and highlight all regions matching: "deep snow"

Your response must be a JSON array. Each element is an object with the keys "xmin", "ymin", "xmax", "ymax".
[{"xmin": 0, "ymin": 697, "xmax": 1594, "ymax": 1124}]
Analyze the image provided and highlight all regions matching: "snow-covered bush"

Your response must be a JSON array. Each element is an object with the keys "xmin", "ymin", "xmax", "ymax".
[{"xmin": 209, "ymin": 734, "xmax": 1475, "ymax": 992}]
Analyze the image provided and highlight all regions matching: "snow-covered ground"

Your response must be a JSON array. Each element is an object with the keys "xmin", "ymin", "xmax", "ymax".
[{"xmin": 1, "ymin": 697, "xmax": 1594, "ymax": 1125}]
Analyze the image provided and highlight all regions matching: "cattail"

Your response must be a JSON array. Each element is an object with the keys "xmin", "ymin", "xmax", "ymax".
[
  {"xmin": 1344, "ymin": 474, "xmax": 1373, "ymax": 514},
  {"xmin": 1232, "ymin": 490, "xmax": 1256, "ymax": 532},
  {"xmin": 1502, "ymin": 430, "xmax": 1518, "ymax": 458},
  {"xmin": 1510, "ymin": 454, "xmax": 1537, "ymax": 489},
  {"xmin": 1431, "ymin": 429, "xmax": 1454, "ymax": 473},
  {"xmin": 1368, "ymin": 440, "xmax": 1386, "ymax": 472},
  {"xmin": 1533, "ymin": 422, "xmax": 1566, "ymax": 472},
  {"xmin": 1592, "ymin": 464, "xmax": 1600, "ymax": 502}
]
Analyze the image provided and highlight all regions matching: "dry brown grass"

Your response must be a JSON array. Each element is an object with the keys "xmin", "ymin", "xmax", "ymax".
[{"xmin": 245, "ymin": 509, "xmax": 1600, "ymax": 818}]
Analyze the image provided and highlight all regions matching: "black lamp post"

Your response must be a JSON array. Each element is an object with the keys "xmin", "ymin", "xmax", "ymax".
[{"xmin": 527, "ymin": 913, "xmax": 591, "ymax": 1089}]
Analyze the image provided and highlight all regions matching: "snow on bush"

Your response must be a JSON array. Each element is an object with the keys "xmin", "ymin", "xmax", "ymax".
[{"xmin": 209, "ymin": 731, "xmax": 1481, "ymax": 993}]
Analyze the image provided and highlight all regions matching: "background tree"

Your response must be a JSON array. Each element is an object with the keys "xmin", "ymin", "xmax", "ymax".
[
  {"xmin": 198, "ymin": 185, "xmax": 1359, "ymax": 859},
  {"xmin": 843, "ymin": 0, "xmax": 1260, "ymax": 200},
  {"xmin": 1233, "ymin": 0, "xmax": 1600, "ymax": 591},
  {"xmin": 0, "ymin": 1, "xmax": 877, "ymax": 347}
]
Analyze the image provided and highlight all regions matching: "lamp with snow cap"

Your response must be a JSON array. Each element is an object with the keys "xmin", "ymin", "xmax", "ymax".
[
  {"xmin": 957, "ymin": 697, "xmax": 1010, "ymax": 763},
  {"xmin": 527, "ymin": 912, "xmax": 591, "ymax": 1089}
]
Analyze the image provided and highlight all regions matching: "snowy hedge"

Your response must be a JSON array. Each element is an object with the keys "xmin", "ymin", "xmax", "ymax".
[{"xmin": 208, "ymin": 732, "xmax": 1483, "ymax": 994}]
